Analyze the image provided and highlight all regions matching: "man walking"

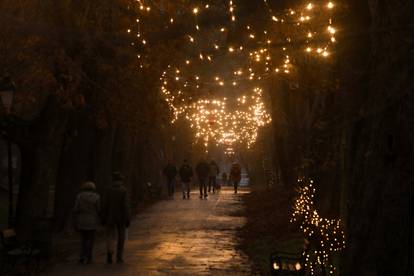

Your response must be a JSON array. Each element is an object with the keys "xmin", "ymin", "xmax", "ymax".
[
  {"xmin": 163, "ymin": 160, "xmax": 177, "ymax": 198},
  {"xmin": 221, "ymin": 172, "xmax": 228, "ymax": 187},
  {"xmin": 102, "ymin": 172, "xmax": 131, "ymax": 264},
  {"xmin": 230, "ymin": 162, "xmax": 242, "ymax": 194},
  {"xmin": 208, "ymin": 160, "xmax": 220, "ymax": 193},
  {"xmin": 196, "ymin": 158, "xmax": 210, "ymax": 199},
  {"xmin": 179, "ymin": 159, "xmax": 194, "ymax": 199}
]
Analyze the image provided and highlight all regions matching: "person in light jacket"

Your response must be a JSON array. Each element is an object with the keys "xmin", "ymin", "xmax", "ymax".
[{"xmin": 73, "ymin": 181, "xmax": 101, "ymax": 264}]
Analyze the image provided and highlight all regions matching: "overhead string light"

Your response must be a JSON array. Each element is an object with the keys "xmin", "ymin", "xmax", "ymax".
[
  {"xmin": 229, "ymin": 0, "xmax": 236, "ymax": 22},
  {"xmin": 129, "ymin": 1, "xmax": 339, "ymax": 149}
]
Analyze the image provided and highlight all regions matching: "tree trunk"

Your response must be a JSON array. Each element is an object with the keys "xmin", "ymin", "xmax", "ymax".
[{"xmin": 16, "ymin": 142, "xmax": 62, "ymax": 240}]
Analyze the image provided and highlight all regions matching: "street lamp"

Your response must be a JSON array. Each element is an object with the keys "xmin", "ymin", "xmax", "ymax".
[{"xmin": 0, "ymin": 75, "xmax": 16, "ymax": 228}]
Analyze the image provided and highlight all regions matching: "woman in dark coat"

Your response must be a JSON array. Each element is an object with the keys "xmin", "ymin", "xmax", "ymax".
[{"xmin": 73, "ymin": 181, "xmax": 101, "ymax": 264}]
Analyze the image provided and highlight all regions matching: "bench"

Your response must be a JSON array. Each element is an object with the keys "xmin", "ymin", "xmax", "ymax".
[
  {"xmin": 0, "ymin": 229, "xmax": 41, "ymax": 275},
  {"xmin": 270, "ymin": 250, "xmax": 305, "ymax": 276}
]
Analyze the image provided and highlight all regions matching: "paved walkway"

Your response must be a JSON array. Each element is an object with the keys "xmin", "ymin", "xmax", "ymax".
[{"xmin": 45, "ymin": 187, "xmax": 252, "ymax": 275}]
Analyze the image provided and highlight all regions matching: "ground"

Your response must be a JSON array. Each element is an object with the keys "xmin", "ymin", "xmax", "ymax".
[
  {"xmin": 238, "ymin": 186, "xmax": 302, "ymax": 275},
  {"xmin": 44, "ymin": 187, "xmax": 253, "ymax": 276}
]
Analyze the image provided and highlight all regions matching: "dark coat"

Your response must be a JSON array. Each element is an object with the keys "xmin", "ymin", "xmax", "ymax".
[
  {"xmin": 209, "ymin": 162, "xmax": 220, "ymax": 177},
  {"xmin": 230, "ymin": 163, "xmax": 242, "ymax": 182},
  {"xmin": 179, "ymin": 164, "xmax": 194, "ymax": 183},
  {"xmin": 101, "ymin": 181, "xmax": 131, "ymax": 226},
  {"xmin": 196, "ymin": 161, "xmax": 210, "ymax": 179},
  {"xmin": 163, "ymin": 164, "xmax": 177, "ymax": 180},
  {"xmin": 73, "ymin": 191, "xmax": 100, "ymax": 230}
]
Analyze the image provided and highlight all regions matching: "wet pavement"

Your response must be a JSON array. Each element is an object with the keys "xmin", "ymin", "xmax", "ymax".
[{"xmin": 44, "ymin": 187, "xmax": 252, "ymax": 275}]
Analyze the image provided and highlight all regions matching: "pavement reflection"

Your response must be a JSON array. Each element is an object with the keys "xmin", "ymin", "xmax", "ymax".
[{"xmin": 45, "ymin": 188, "xmax": 252, "ymax": 275}]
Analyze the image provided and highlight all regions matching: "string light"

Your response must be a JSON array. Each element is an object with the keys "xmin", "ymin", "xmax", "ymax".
[
  {"xmin": 291, "ymin": 178, "xmax": 346, "ymax": 275},
  {"xmin": 129, "ymin": 0, "xmax": 339, "ymax": 152}
]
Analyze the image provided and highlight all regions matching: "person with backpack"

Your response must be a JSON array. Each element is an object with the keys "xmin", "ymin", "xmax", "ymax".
[
  {"xmin": 179, "ymin": 159, "xmax": 194, "ymax": 199},
  {"xmin": 230, "ymin": 162, "xmax": 242, "ymax": 194}
]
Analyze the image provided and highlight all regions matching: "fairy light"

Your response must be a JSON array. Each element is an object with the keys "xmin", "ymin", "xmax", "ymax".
[
  {"xmin": 291, "ymin": 178, "xmax": 346, "ymax": 275},
  {"xmin": 161, "ymin": 82, "xmax": 271, "ymax": 148},
  {"xmin": 229, "ymin": 0, "xmax": 236, "ymax": 21},
  {"xmin": 132, "ymin": 0, "xmax": 340, "ymax": 153}
]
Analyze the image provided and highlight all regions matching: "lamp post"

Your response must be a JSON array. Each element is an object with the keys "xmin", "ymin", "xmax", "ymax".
[{"xmin": 0, "ymin": 76, "xmax": 16, "ymax": 228}]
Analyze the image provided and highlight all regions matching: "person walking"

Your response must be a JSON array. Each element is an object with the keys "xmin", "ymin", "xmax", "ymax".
[
  {"xmin": 163, "ymin": 160, "xmax": 177, "ymax": 198},
  {"xmin": 102, "ymin": 172, "xmax": 131, "ymax": 264},
  {"xmin": 208, "ymin": 160, "xmax": 220, "ymax": 193},
  {"xmin": 221, "ymin": 172, "xmax": 228, "ymax": 187},
  {"xmin": 230, "ymin": 162, "xmax": 242, "ymax": 194},
  {"xmin": 196, "ymin": 158, "xmax": 210, "ymax": 198},
  {"xmin": 179, "ymin": 159, "xmax": 194, "ymax": 199},
  {"xmin": 73, "ymin": 181, "xmax": 100, "ymax": 264}
]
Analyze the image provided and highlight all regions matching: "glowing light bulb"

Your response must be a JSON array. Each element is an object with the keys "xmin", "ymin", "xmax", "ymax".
[{"xmin": 328, "ymin": 26, "xmax": 336, "ymax": 34}]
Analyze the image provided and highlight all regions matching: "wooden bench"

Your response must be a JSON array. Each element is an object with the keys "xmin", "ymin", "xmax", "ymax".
[{"xmin": 0, "ymin": 229, "xmax": 41, "ymax": 275}]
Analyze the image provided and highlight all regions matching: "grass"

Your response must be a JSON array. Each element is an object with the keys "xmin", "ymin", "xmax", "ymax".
[{"xmin": 238, "ymin": 186, "xmax": 304, "ymax": 275}]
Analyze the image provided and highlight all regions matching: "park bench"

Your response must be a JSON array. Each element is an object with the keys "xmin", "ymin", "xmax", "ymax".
[
  {"xmin": 270, "ymin": 250, "xmax": 305, "ymax": 276},
  {"xmin": 0, "ymin": 228, "xmax": 41, "ymax": 275}
]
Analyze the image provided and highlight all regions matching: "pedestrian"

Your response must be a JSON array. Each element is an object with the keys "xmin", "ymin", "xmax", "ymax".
[
  {"xmin": 179, "ymin": 159, "xmax": 194, "ymax": 199},
  {"xmin": 208, "ymin": 160, "xmax": 220, "ymax": 193},
  {"xmin": 163, "ymin": 160, "xmax": 177, "ymax": 198},
  {"xmin": 102, "ymin": 172, "xmax": 131, "ymax": 264},
  {"xmin": 221, "ymin": 172, "xmax": 228, "ymax": 187},
  {"xmin": 230, "ymin": 162, "xmax": 242, "ymax": 194},
  {"xmin": 73, "ymin": 181, "xmax": 100, "ymax": 264},
  {"xmin": 196, "ymin": 158, "xmax": 210, "ymax": 198}
]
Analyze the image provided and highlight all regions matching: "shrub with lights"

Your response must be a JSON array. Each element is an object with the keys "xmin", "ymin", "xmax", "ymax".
[{"xmin": 291, "ymin": 178, "xmax": 346, "ymax": 275}]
